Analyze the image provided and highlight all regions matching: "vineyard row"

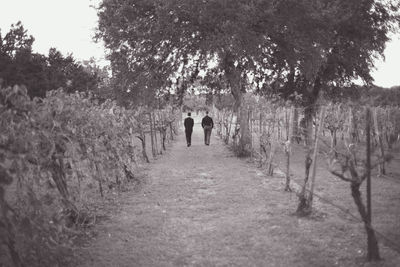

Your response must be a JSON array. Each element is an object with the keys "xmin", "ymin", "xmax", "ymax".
[{"xmin": 0, "ymin": 85, "xmax": 181, "ymax": 266}]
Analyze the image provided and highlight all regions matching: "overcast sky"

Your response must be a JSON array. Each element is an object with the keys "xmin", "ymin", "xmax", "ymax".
[
  {"xmin": 0, "ymin": 0, "xmax": 105, "ymax": 64},
  {"xmin": 1, "ymin": 0, "xmax": 399, "ymax": 88}
]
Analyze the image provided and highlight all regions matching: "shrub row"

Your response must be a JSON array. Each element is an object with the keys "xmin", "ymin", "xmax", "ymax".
[{"xmin": 0, "ymin": 85, "xmax": 179, "ymax": 266}]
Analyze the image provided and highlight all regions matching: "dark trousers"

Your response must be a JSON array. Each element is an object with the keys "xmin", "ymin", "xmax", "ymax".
[
  {"xmin": 203, "ymin": 127, "xmax": 212, "ymax": 145},
  {"xmin": 185, "ymin": 130, "xmax": 192, "ymax": 145}
]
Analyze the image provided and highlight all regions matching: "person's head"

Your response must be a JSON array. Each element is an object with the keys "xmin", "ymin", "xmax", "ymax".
[
  {"xmin": 205, "ymin": 111, "xmax": 209, "ymax": 115},
  {"xmin": 187, "ymin": 112, "xmax": 191, "ymax": 117}
]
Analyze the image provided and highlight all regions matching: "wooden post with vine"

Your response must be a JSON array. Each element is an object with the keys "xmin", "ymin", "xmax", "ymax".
[
  {"xmin": 153, "ymin": 111, "xmax": 159, "ymax": 155},
  {"xmin": 259, "ymin": 111, "xmax": 263, "ymax": 157},
  {"xmin": 366, "ymin": 107, "xmax": 372, "ymax": 259},
  {"xmin": 373, "ymin": 108, "xmax": 385, "ymax": 175},
  {"xmin": 284, "ymin": 106, "xmax": 294, "ymax": 192},
  {"xmin": 249, "ymin": 108, "xmax": 253, "ymax": 160},
  {"xmin": 149, "ymin": 112, "xmax": 156, "ymax": 158},
  {"xmin": 307, "ymin": 106, "xmax": 326, "ymax": 208}
]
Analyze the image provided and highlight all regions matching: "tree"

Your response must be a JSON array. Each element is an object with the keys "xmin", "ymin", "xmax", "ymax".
[
  {"xmin": 46, "ymin": 48, "xmax": 100, "ymax": 95},
  {"xmin": 0, "ymin": 22, "xmax": 102, "ymax": 98},
  {"xmin": 0, "ymin": 22, "xmax": 48, "ymax": 97},
  {"xmin": 265, "ymin": 0, "xmax": 400, "ymax": 214},
  {"xmin": 97, "ymin": 0, "xmax": 276, "ymax": 155},
  {"xmin": 268, "ymin": 0, "xmax": 399, "ymax": 113},
  {"xmin": 96, "ymin": 0, "xmax": 399, "ymax": 156}
]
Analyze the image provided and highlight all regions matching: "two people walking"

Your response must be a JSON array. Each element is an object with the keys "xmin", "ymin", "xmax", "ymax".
[{"xmin": 184, "ymin": 111, "xmax": 214, "ymax": 147}]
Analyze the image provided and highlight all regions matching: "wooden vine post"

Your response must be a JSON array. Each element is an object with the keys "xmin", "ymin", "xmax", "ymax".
[
  {"xmin": 259, "ymin": 111, "xmax": 263, "ymax": 156},
  {"xmin": 153, "ymin": 111, "xmax": 159, "ymax": 155},
  {"xmin": 149, "ymin": 112, "xmax": 156, "ymax": 158},
  {"xmin": 373, "ymin": 108, "xmax": 385, "ymax": 175},
  {"xmin": 366, "ymin": 107, "xmax": 374, "ymax": 260},
  {"xmin": 135, "ymin": 113, "xmax": 150, "ymax": 163},
  {"xmin": 292, "ymin": 108, "xmax": 300, "ymax": 144},
  {"xmin": 129, "ymin": 125, "xmax": 139, "ymax": 164},
  {"xmin": 217, "ymin": 110, "xmax": 222, "ymax": 137},
  {"xmin": 284, "ymin": 106, "xmax": 294, "ymax": 192},
  {"xmin": 168, "ymin": 110, "xmax": 175, "ymax": 141},
  {"xmin": 266, "ymin": 110, "xmax": 277, "ymax": 176},
  {"xmin": 158, "ymin": 112, "xmax": 166, "ymax": 152},
  {"xmin": 347, "ymin": 107, "xmax": 352, "ymax": 141},
  {"xmin": 307, "ymin": 106, "xmax": 326, "ymax": 208},
  {"xmin": 249, "ymin": 108, "xmax": 254, "ymax": 160}
]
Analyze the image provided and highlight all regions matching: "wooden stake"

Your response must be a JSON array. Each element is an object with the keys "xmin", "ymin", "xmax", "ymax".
[
  {"xmin": 149, "ymin": 112, "xmax": 156, "ymax": 158},
  {"xmin": 373, "ymin": 108, "xmax": 385, "ymax": 175},
  {"xmin": 366, "ymin": 107, "xmax": 375, "ymax": 261},
  {"xmin": 307, "ymin": 107, "xmax": 326, "ymax": 207},
  {"xmin": 285, "ymin": 106, "xmax": 294, "ymax": 192},
  {"xmin": 250, "ymin": 109, "xmax": 254, "ymax": 160},
  {"xmin": 259, "ymin": 112, "xmax": 263, "ymax": 156}
]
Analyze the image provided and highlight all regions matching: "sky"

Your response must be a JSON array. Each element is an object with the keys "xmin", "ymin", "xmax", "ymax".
[
  {"xmin": 0, "ymin": 0, "xmax": 106, "ymax": 65},
  {"xmin": 0, "ymin": 0, "xmax": 400, "ymax": 87}
]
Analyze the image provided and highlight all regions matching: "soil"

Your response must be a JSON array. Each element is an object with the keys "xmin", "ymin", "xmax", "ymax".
[{"xmin": 76, "ymin": 122, "xmax": 400, "ymax": 267}]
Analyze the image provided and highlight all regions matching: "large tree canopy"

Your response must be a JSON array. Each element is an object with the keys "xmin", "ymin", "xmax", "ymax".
[{"xmin": 97, "ymin": 0, "xmax": 399, "ymax": 154}]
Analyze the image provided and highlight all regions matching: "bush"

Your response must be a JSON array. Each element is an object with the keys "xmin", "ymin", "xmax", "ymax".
[{"xmin": 0, "ymin": 85, "xmax": 155, "ymax": 266}]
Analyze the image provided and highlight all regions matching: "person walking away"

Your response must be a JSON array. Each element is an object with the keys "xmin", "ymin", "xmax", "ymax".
[
  {"xmin": 184, "ymin": 112, "xmax": 194, "ymax": 147},
  {"xmin": 201, "ymin": 111, "xmax": 214, "ymax": 145}
]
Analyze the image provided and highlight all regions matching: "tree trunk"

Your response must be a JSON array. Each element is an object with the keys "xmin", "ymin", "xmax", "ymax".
[
  {"xmin": 224, "ymin": 53, "xmax": 251, "ymax": 157},
  {"xmin": 137, "ymin": 134, "xmax": 149, "ymax": 163},
  {"xmin": 236, "ymin": 96, "xmax": 252, "ymax": 156},
  {"xmin": 296, "ymin": 153, "xmax": 313, "ymax": 216},
  {"xmin": 304, "ymin": 105, "xmax": 314, "ymax": 146},
  {"xmin": 296, "ymin": 104, "xmax": 315, "ymax": 215},
  {"xmin": 296, "ymin": 77, "xmax": 321, "ymax": 215}
]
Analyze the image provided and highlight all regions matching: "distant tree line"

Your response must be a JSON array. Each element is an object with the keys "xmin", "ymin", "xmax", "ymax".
[
  {"xmin": 324, "ymin": 84, "xmax": 400, "ymax": 106},
  {"xmin": 0, "ymin": 21, "xmax": 108, "ymax": 98}
]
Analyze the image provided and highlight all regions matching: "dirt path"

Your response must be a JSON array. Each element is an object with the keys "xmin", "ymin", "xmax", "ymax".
[{"xmin": 77, "ymin": 125, "xmax": 400, "ymax": 267}]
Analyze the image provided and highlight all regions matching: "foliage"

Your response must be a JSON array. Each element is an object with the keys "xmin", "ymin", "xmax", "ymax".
[
  {"xmin": 0, "ymin": 85, "xmax": 179, "ymax": 266},
  {"xmin": 182, "ymin": 94, "xmax": 207, "ymax": 112},
  {"xmin": 97, "ymin": 0, "xmax": 399, "ymax": 103},
  {"xmin": 214, "ymin": 94, "xmax": 235, "ymax": 111},
  {"xmin": 267, "ymin": 0, "xmax": 400, "ymax": 106},
  {"xmin": 96, "ymin": 0, "xmax": 399, "ymax": 156},
  {"xmin": 0, "ymin": 22, "xmax": 102, "ymax": 98}
]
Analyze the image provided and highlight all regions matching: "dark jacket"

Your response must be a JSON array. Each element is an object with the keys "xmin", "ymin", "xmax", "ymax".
[
  {"xmin": 184, "ymin": 117, "xmax": 194, "ymax": 131},
  {"xmin": 201, "ymin": 115, "xmax": 214, "ymax": 128}
]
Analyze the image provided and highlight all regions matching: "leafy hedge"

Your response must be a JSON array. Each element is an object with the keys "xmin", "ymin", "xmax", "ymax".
[{"xmin": 0, "ymin": 85, "xmax": 179, "ymax": 266}]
